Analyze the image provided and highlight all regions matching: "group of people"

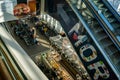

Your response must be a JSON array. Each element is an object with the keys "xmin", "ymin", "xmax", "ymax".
[{"xmin": 14, "ymin": 14, "xmax": 41, "ymax": 45}]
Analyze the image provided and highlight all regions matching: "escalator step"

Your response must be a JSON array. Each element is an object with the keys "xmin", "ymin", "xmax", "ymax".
[
  {"xmin": 116, "ymin": 29, "xmax": 120, "ymax": 35},
  {"xmin": 92, "ymin": 0, "xmax": 101, "ymax": 3},
  {"xmin": 84, "ymin": 10, "xmax": 93, "ymax": 17},
  {"xmin": 92, "ymin": 0, "xmax": 101, "ymax": 4},
  {"xmin": 116, "ymin": 60, "xmax": 120, "ymax": 65},
  {"xmin": 116, "ymin": 62, "xmax": 120, "ymax": 72},
  {"xmin": 95, "ymin": 31, "xmax": 108, "ymax": 40},
  {"xmin": 98, "ymin": 4, "xmax": 104, "ymax": 9},
  {"xmin": 92, "ymin": 21, "xmax": 99, "ymax": 26},
  {"xmin": 100, "ymin": 38, "xmax": 113, "ymax": 48},
  {"xmin": 107, "ymin": 17, "xmax": 117, "ymax": 23},
  {"xmin": 104, "ymin": 47, "xmax": 113, "ymax": 55},
  {"xmin": 103, "ymin": 12, "xmax": 112, "ymax": 18},
  {"xmin": 99, "ymin": 7, "xmax": 108, "ymax": 12},
  {"xmin": 94, "ymin": 27, "xmax": 103, "ymax": 33},
  {"xmin": 99, "ymin": 36, "xmax": 108, "ymax": 41},
  {"xmin": 94, "ymin": 2, "xmax": 104, "ymax": 7},
  {"xmin": 92, "ymin": 0, "xmax": 100, "ymax": 1},
  {"xmin": 110, "ymin": 52, "xmax": 120, "ymax": 64},
  {"xmin": 108, "ymin": 45, "xmax": 119, "ymax": 55},
  {"xmin": 111, "ymin": 23, "xmax": 120, "ymax": 29}
]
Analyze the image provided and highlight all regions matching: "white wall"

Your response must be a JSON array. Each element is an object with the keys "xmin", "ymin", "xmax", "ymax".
[{"xmin": 0, "ymin": 0, "xmax": 17, "ymax": 14}]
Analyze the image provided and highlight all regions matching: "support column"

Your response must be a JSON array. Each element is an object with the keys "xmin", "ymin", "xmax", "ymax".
[{"xmin": 40, "ymin": 0, "xmax": 45, "ymax": 15}]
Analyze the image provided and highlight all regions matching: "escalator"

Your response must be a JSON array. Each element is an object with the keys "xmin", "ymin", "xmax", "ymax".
[
  {"xmin": 77, "ymin": 0, "xmax": 120, "ymax": 79},
  {"xmin": 82, "ymin": 0, "xmax": 120, "ymax": 50},
  {"xmin": 91, "ymin": 20, "xmax": 119, "ymax": 55},
  {"xmin": 91, "ymin": 19, "xmax": 120, "ymax": 77},
  {"xmin": 82, "ymin": 5, "xmax": 120, "ymax": 63},
  {"xmin": 57, "ymin": 0, "xmax": 120, "ymax": 79}
]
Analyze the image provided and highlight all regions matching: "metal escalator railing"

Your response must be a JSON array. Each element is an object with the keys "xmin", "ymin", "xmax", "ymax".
[
  {"xmin": 66, "ymin": 0, "xmax": 120, "ymax": 79},
  {"xmin": 82, "ymin": 0, "xmax": 120, "ymax": 50}
]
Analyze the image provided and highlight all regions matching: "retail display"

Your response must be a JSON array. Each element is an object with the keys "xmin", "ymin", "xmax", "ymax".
[
  {"xmin": 39, "ymin": 51, "xmax": 74, "ymax": 80},
  {"xmin": 13, "ymin": 15, "xmax": 40, "ymax": 45},
  {"xmin": 49, "ymin": 34, "xmax": 89, "ymax": 80},
  {"xmin": 49, "ymin": 35, "xmax": 63, "ymax": 50}
]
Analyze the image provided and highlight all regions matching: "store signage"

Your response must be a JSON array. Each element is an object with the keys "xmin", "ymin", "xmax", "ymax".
[{"xmin": 80, "ymin": 44, "xmax": 110, "ymax": 80}]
